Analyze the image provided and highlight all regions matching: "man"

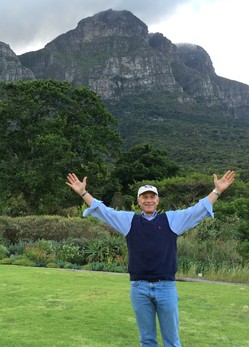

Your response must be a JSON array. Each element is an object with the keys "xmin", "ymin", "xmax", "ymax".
[{"xmin": 66, "ymin": 170, "xmax": 235, "ymax": 347}]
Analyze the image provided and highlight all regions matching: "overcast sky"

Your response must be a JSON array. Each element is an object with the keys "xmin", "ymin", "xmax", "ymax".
[{"xmin": 1, "ymin": 0, "xmax": 249, "ymax": 85}]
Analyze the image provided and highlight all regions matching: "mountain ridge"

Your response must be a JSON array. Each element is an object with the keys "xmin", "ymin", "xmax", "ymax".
[
  {"xmin": 1, "ymin": 9, "xmax": 249, "ymax": 111},
  {"xmin": 1, "ymin": 9, "xmax": 249, "ymax": 172}
]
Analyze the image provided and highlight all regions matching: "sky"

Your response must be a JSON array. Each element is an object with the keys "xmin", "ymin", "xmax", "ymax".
[{"xmin": 1, "ymin": 0, "xmax": 249, "ymax": 85}]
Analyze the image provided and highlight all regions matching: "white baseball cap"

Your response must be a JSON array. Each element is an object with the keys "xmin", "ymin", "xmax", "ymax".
[{"xmin": 137, "ymin": 185, "xmax": 158, "ymax": 197}]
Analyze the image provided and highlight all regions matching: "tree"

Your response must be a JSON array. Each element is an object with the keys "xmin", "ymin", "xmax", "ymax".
[
  {"xmin": 111, "ymin": 143, "xmax": 179, "ymax": 194},
  {"xmin": 0, "ymin": 80, "xmax": 121, "ymax": 215}
]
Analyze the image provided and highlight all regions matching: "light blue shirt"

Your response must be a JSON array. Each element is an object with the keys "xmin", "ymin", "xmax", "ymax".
[{"xmin": 83, "ymin": 197, "xmax": 214, "ymax": 236}]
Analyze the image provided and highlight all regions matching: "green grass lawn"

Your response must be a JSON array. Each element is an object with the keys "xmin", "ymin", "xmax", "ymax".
[{"xmin": 0, "ymin": 266, "xmax": 248, "ymax": 347}]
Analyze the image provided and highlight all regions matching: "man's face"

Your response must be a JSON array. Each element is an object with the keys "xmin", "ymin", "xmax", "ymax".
[{"xmin": 137, "ymin": 192, "xmax": 159, "ymax": 216}]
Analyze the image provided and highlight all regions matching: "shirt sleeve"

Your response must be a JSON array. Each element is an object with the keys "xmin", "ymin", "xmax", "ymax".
[
  {"xmin": 166, "ymin": 196, "xmax": 214, "ymax": 235},
  {"xmin": 83, "ymin": 199, "xmax": 135, "ymax": 236}
]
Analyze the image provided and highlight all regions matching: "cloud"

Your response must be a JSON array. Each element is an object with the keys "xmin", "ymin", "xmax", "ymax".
[
  {"xmin": 0, "ymin": 0, "xmax": 192, "ymax": 54},
  {"xmin": 149, "ymin": 0, "xmax": 249, "ymax": 84}
]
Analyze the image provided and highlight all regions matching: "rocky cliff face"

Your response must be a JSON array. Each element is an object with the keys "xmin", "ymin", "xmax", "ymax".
[
  {"xmin": 0, "ymin": 42, "xmax": 35, "ymax": 82},
  {"xmin": 2, "ymin": 9, "xmax": 249, "ymax": 112},
  {"xmin": 19, "ymin": 9, "xmax": 182, "ymax": 100},
  {"xmin": 173, "ymin": 43, "xmax": 249, "ymax": 109}
]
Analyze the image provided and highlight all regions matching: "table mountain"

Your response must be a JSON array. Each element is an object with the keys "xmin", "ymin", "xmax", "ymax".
[{"xmin": 15, "ymin": 9, "xmax": 249, "ymax": 113}]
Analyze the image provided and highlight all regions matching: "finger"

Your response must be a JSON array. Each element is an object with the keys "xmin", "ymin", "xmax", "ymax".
[
  {"xmin": 67, "ymin": 173, "xmax": 79, "ymax": 185},
  {"xmin": 71, "ymin": 173, "xmax": 79, "ymax": 180},
  {"xmin": 226, "ymin": 171, "xmax": 235, "ymax": 181},
  {"xmin": 66, "ymin": 173, "xmax": 74, "ymax": 183}
]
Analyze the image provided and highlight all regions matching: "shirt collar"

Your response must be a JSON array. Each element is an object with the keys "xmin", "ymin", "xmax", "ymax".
[{"xmin": 141, "ymin": 210, "xmax": 158, "ymax": 221}]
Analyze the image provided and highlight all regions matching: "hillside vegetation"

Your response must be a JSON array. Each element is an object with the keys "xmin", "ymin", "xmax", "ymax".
[{"xmin": 107, "ymin": 92, "xmax": 249, "ymax": 174}]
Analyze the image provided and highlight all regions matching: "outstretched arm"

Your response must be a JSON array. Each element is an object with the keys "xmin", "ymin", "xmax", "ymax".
[
  {"xmin": 167, "ymin": 170, "xmax": 235, "ymax": 235},
  {"xmin": 208, "ymin": 170, "xmax": 235, "ymax": 204},
  {"xmin": 66, "ymin": 173, "xmax": 93, "ymax": 206}
]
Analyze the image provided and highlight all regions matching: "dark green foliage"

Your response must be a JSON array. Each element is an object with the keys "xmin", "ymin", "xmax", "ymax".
[
  {"xmin": 86, "ymin": 234, "xmax": 127, "ymax": 265},
  {"xmin": 111, "ymin": 143, "xmax": 179, "ymax": 193},
  {"xmin": 106, "ymin": 91, "xmax": 249, "ymax": 174},
  {"xmin": 237, "ymin": 242, "xmax": 249, "ymax": 266},
  {"xmin": 128, "ymin": 172, "xmax": 214, "ymax": 210},
  {"xmin": 178, "ymin": 257, "xmax": 194, "ymax": 273},
  {"xmin": 6, "ymin": 240, "xmax": 27, "ymax": 255},
  {"xmin": 0, "ymin": 80, "xmax": 122, "ymax": 215},
  {"xmin": 213, "ymin": 194, "xmax": 249, "ymax": 242}
]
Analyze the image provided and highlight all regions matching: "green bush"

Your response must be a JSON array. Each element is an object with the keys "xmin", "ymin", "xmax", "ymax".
[
  {"xmin": 83, "ymin": 262, "xmax": 127, "ymax": 273},
  {"xmin": 0, "ymin": 244, "xmax": 8, "ymax": 259},
  {"xmin": 12, "ymin": 258, "xmax": 34, "ymax": 267},
  {"xmin": 7, "ymin": 240, "xmax": 28, "ymax": 255},
  {"xmin": 0, "ymin": 257, "xmax": 13, "ymax": 264},
  {"xmin": 237, "ymin": 241, "xmax": 249, "ymax": 266},
  {"xmin": 178, "ymin": 256, "xmax": 194, "ymax": 273},
  {"xmin": 46, "ymin": 262, "xmax": 60, "ymax": 268},
  {"xmin": 56, "ymin": 243, "xmax": 84, "ymax": 264},
  {"xmin": 85, "ymin": 235, "xmax": 127, "ymax": 265},
  {"xmin": 24, "ymin": 244, "xmax": 56, "ymax": 266},
  {"xmin": 63, "ymin": 262, "xmax": 82, "ymax": 270},
  {"xmin": 0, "ymin": 215, "xmax": 108, "ymax": 244}
]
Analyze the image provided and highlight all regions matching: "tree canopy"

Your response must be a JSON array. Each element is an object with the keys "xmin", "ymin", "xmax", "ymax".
[
  {"xmin": 111, "ymin": 143, "xmax": 179, "ymax": 193},
  {"xmin": 0, "ymin": 80, "xmax": 121, "ymax": 215}
]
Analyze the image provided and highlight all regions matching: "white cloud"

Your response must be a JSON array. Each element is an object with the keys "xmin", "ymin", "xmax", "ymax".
[
  {"xmin": 0, "ymin": 0, "xmax": 190, "ymax": 54},
  {"xmin": 149, "ymin": 0, "xmax": 249, "ymax": 84}
]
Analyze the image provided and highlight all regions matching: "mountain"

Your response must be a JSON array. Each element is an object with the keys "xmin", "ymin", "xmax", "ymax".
[
  {"xmin": 1, "ymin": 9, "xmax": 249, "ymax": 173},
  {"xmin": 0, "ymin": 42, "xmax": 35, "ymax": 82},
  {"xmin": 18, "ymin": 10, "xmax": 182, "ymax": 100}
]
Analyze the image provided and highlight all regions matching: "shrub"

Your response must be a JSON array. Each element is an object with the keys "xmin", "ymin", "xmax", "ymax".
[
  {"xmin": 7, "ymin": 240, "xmax": 27, "ymax": 255},
  {"xmin": 178, "ymin": 256, "xmax": 193, "ymax": 273},
  {"xmin": 237, "ymin": 241, "xmax": 249, "ymax": 266},
  {"xmin": 53, "ymin": 260, "xmax": 63, "ymax": 268},
  {"xmin": 36, "ymin": 239, "xmax": 57, "ymax": 255},
  {"xmin": 12, "ymin": 259, "xmax": 34, "ymax": 267},
  {"xmin": 85, "ymin": 235, "xmax": 127, "ymax": 265},
  {"xmin": 63, "ymin": 262, "xmax": 82, "ymax": 270},
  {"xmin": 0, "ymin": 257, "xmax": 13, "ymax": 264},
  {"xmin": 56, "ymin": 243, "xmax": 84, "ymax": 264},
  {"xmin": 0, "ymin": 245, "xmax": 9, "ymax": 260},
  {"xmin": 46, "ymin": 262, "xmax": 60, "ymax": 268},
  {"xmin": 83, "ymin": 262, "xmax": 127, "ymax": 273},
  {"xmin": 0, "ymin": 215, "xmax": 108, "ymax": 244},
  {"xmin": 24, "ymin": 245, "xmax": 56, "ymax": 266}
]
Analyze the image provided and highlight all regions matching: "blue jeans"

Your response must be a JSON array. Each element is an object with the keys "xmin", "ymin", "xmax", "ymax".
[{"xmin": 130, "ymin": 280, "xmax": 181, "ymax": 347}]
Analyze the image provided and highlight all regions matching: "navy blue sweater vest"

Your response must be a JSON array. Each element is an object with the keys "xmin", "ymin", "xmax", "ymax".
[{"xmin": 126, "ymin": 213, "xmax": 178, "ymax": 281}]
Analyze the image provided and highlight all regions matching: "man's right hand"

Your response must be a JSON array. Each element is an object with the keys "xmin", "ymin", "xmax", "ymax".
[{"xmin": 66, "ymin": 173, "xmax": 87, "ymax": 197}]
